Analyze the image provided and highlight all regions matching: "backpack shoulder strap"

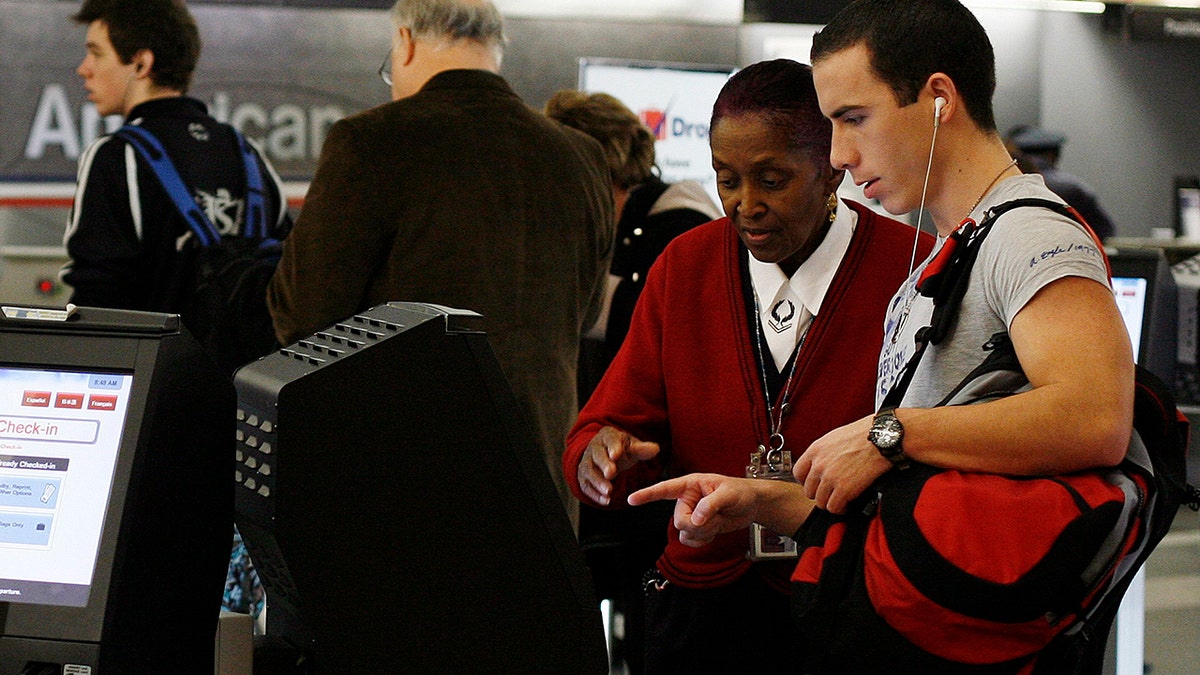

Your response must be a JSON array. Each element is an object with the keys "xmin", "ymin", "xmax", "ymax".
[
  {"xmin": 883, "ymin": 197, "xmax": 1094, "ymax": 408},
  {"xmin": 984, "ymin": 197, "xmax": 1068, "ymax": 219},
  {"xmin": 116, "ymin": 125, "xmax": 222, "ymax": 247},
  {"xmin": 234, "ymin": 129, "xmax": 268, "ymax": 240},
  {"xmin": 985, "ymin": 197, "xmax": 1109, "ymax": 277},
  {"xmin": 926, "ymin": 198, "xmax": 1072, "ymax": 343},
  {"xmin": 117, "ymin": 124, "xmax": 270, "ymax": 244}
]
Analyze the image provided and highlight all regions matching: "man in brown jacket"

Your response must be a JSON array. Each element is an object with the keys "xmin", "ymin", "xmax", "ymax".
[{"xmin": 267, "ymin": 0, "xmax": 614, "ymax": 527}]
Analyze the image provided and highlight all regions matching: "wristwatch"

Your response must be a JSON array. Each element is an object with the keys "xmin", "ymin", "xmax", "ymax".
[{"xmin": 868, "ymin": 407, "xmax": 909, "ymax": 467}]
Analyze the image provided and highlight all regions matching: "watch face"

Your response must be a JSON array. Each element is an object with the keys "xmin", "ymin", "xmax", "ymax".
[
  {"xmin": 871, "ymin": 415, "xmax": 903, "ymax": 450},
  {"xmin": 874, "ymin": 425, "xmax": 902, "ymax": 448}
]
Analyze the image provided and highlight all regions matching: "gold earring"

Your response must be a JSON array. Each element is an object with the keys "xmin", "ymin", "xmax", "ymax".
[{"xmin": 826, "ymin": 192, "xmax": 838, "ymax": 224}]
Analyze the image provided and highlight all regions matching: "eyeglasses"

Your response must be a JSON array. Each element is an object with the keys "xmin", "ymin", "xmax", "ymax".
[{"xmin": 378, "ymin": 50, "xmax": 392, "ymax": 87}]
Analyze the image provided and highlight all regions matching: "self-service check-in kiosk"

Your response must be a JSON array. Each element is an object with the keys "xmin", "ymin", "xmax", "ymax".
[
  {"xmin": 0, "ymin": 305, "xmax": 233, "ymax": 673},
  {"xmin": 234, "ymin": 302, "xmax": 607, "ymax": 673}
]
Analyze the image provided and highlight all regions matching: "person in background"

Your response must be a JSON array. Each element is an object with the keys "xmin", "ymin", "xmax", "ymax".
[
  {"xmin": 631, "ymin": 1, "xmax": 1133, "ymax": 669},
  {"xmin": 267, "ymin": 0, "xmax": 613, "ymax": 529},
  {"xmin": 63, "ymin": 0, "xmax": 291, "ymax": 327},
  {"xmin": 545, "ymin": 89, "xmax": 722, "ymax": 399},
  {"xmin": 1006, "ymin": 125, "xmax": 1116, "ymax": 240},
  {"xmin": 64, "ymin": 0, "xmax": 292, "ymax": 621},
  {"xmin": 563, "ymin": 59, "xmax": 932, "ymax": 673},
  {"xmin": 545, "ymin": 88, "xmax": 722, "ymax": 674}
]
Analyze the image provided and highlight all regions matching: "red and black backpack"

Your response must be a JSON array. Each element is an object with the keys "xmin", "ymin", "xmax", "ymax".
[{"xmin": 790, "ymin": 199, "xmax": 1198, "ymax": 674}]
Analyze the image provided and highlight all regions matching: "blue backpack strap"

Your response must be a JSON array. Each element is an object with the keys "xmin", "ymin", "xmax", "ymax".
[
  {"xmin": 234, "ymin": 129, "xmax": 268, "ymax": 240},
  {"xmin": 116, "ymin": 125, "xmax": 222, "ymax": 247}
]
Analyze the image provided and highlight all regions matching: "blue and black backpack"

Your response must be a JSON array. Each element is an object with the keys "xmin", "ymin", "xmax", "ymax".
[{"xmin": 117, "ymin": 124, "xmax": 284, "ymax": 375}]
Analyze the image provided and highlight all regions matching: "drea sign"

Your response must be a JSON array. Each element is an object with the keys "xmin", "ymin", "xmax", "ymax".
[
  {"xmin": 579, "ymin": 59, "xmax": 733, "ymax": 206},
  {"xmin": 639, "ymin": 108, "xmax": 711, "ymax": 142},
  {"xmin": 670, "ymin": 115, "xmax": 710, "ymax": 141}
]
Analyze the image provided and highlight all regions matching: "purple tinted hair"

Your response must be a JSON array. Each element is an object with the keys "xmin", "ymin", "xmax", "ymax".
[{"xmin": 710, "ymin": 59, "xmax": 832, "ymax": 168}]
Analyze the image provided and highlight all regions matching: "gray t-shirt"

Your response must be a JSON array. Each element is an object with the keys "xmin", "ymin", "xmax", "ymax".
[{"xmin": 876, "ymin": 174, "xmax": 1110, "ymax": 409}]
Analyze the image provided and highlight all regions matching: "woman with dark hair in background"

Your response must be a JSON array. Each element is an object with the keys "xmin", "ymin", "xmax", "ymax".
[{"xmin": 562, "ymin": 60, "xmax": 932, "ymax": 673}]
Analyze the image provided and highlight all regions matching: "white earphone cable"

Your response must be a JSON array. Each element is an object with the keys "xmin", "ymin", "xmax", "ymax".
[{"xmin": 909, "ymin": 121, "xmax": 939, "ymax": 275}]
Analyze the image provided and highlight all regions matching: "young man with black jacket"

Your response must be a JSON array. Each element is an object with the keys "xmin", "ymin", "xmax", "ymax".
[
  {"xmin": 63, "ymin": 0, "xmax": 290, "ymax": 319},
  {"xmin": 64, "ymin": 0, "xmax": 291, "ymax": 621}
]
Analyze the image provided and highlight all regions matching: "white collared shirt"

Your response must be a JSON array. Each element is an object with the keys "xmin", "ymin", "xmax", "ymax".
[{"xmin": 749, "ymin": 199, "xmax": 857, "ymax": 370}]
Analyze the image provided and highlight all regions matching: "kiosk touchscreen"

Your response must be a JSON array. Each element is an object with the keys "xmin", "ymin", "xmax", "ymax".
[
  {"xmin": 0, "ymin": 306, "xmax": 233, "ymax": 674},
  {"xmin": 0, "ymin": 366, "xmax": 133, "ymax": 609}
]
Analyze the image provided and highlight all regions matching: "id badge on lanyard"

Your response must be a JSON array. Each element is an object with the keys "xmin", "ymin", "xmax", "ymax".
[{"xmin": 746, "ymin": 439, "xmax": 798, "ymax": 561}]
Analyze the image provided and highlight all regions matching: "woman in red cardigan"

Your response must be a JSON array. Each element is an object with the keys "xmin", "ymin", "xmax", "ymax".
[{"xmin": 563, "ymin": 59, "xmax": 933, "ymax": 673}]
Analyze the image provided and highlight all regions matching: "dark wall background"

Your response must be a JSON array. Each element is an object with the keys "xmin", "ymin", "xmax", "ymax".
[
  {"xmin": 743, "ymin": 0, "xmax": 846, "ymax": 25},
  {"xmin": 1041, "ymin": 10, "xmax": 1200, "ymax": 241},
  {"xmin": 504, "ymin": 17, "xmax": 738, "ymax": 110},
  {"xmin": 5, "ymin": 1, "xmax": 1200, "ymax": 239}
]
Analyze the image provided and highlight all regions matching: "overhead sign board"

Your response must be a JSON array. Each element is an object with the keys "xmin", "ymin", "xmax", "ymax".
[{"xmin": 578, "ymin": 58, "xmax": 735, "ymax": 206}]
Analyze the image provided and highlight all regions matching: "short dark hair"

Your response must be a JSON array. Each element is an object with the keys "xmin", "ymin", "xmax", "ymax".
[
  {"xmin": 545, "ymin": 90, "xmax": 656, "ymax": 190},
  {"xmin": 710, "ymin": 59, "xmax": 832, "ymax": 169},
  {"xmin": 810, "ymin": 0, "xmax": 997, "ymax": 132},
  {"xmin": 74, "ymin": 0, "xmax": 201, "ymax": 93}
]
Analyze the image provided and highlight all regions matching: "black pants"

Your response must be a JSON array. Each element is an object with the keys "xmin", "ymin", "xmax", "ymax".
[{"xmin": 643, "ymin": 571, "xmax": 794, "ymax": 674}]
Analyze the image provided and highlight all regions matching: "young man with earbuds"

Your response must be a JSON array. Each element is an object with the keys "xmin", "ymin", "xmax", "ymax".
[
  {"xmin": 803, "ymin": 0, "xmax": 1132, "ymax": 513},
  {"xmin": 629, "ymin": 0, "xmax": 1133, "ymax": 652}
]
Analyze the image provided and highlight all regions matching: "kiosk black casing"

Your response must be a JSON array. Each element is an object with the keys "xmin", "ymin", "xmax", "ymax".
[
  {"xmin": 0, "ymin": 307, "xmax": 234, "ymax": 673},
  {"xmin": 233, "ymin": 302, "xmax": 607, "ymax": 673}
]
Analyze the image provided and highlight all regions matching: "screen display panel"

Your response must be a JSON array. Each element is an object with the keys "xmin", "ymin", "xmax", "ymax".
[
  {"xmin": 578, "ymin": 58, "xmax": 735, "ymax": 207},
  {"xmin": 0, "ymin": 366, "xmax": 133, "ymax": 607},
  {"xmin": 1112, "ymin": 276, "xmax": 1148, "ymax": 365}
]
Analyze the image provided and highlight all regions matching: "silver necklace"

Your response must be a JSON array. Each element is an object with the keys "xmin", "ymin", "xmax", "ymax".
[
  {"xmin": 750, "ymin": 287, "xmax": 811, "ymax": 472},
  {"xmin": 965, "ymin": 157, "xmax": 1019, "ymax": 221}
]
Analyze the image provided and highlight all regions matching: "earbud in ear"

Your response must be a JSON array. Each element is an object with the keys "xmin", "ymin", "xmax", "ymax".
[{"xmin": 934, "ymin": 97, "xmax": 947, "ymax": 121}]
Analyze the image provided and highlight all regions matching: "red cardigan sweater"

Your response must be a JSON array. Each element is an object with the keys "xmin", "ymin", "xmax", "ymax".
[{"xmin": 564, "ymin": 201, "xmax": 933, "ymax": 590}]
